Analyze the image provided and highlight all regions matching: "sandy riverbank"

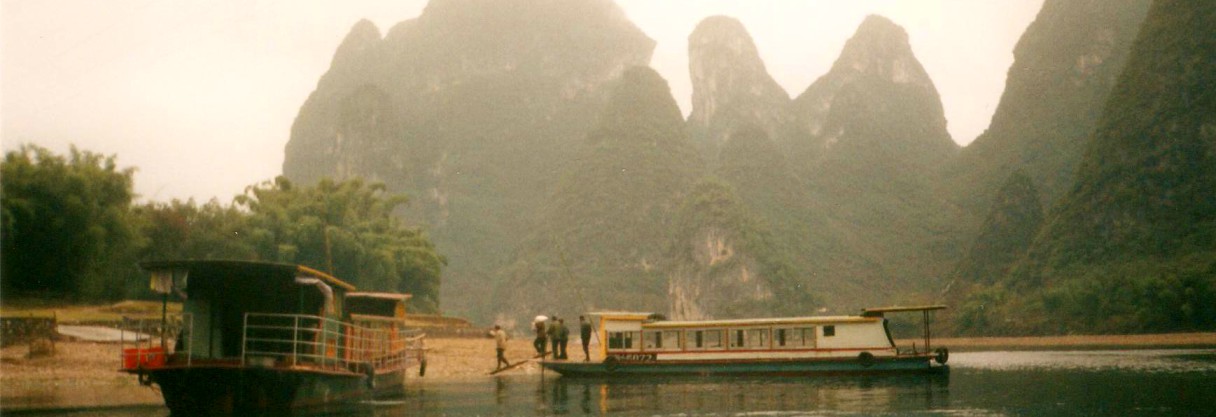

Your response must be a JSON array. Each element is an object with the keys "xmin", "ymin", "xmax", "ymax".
[{"xmin": 3, "ymin": 333, "xmax": 1214, "ymax": 411}]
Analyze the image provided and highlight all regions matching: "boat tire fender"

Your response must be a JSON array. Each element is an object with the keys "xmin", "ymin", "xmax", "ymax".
[
  {"xmin": 604, "ymin": 356, "xmax": 619, "ymax": 373},
  {"xmin": 858, "ymin": 351, "xmax": 875, "ymax": 368},
  {"xmin": 419, "ymin": 359, "xmax": 427, "ymax": 377},
  {"xmin": 934, "ymin": 347, "xmax": 949, "ymax": 365}
]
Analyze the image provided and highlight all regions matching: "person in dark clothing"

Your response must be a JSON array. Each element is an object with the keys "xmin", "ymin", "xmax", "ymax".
[
  {"xmin": 547, "ymin": 316, "xmax": 560, "ymax": 359},
  {"xmin": 579, "ymin": 315, "xmax": 593, "ymax": 362},
  {"xmin": 533, "ymin": 319, "xmax": 547, "ymax": 357},
  {"xmin": 556, "ymin": 318, "xmax": 570, "ymax": 360}
]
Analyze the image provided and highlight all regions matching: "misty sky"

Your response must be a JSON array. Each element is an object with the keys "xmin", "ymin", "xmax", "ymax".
[{"xmin": 2, "ymin": 0, "xmax": 1044, "ymax": 203}]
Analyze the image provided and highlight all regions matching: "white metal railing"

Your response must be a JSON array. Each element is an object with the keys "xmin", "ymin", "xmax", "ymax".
[
  {"xmin": 240, "ymin": 313, "xmax": 423, "ymax": 374},
  {"xmin": 119, "ymin": 313, "xmax": 192, "ymax": 369}
]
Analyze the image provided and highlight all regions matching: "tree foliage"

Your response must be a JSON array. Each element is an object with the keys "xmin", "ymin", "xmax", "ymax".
[
  {"xmin": 236, "ymin": 177, "xmax": 445, "ymax": 312},
  {"xmin": 2, "ymin": 146, "xmax": 444, "ymax": 312},
  {"xmin": 1, "ymin": 145, "xmax": 142, "ymax": 300}
]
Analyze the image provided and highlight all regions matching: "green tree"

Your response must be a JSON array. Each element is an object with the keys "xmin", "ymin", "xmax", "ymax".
[
  {"xmin": 1, "ymin": 145, "xmax": 142, "ymax": 300},
  {"xmin": 236, "ymin": 177, "xmax": 444, "ymax": 312},
  {"xmin": 133, "ymin": 199, "xmax": 256, "ymax": 262}
]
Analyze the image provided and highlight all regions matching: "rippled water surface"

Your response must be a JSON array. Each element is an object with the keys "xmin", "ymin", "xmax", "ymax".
[{"xmin": 20, "ymin": 349, "xmax": 1216, "ymax": 417}]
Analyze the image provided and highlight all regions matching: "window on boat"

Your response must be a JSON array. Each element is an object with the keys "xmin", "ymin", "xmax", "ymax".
[
  {"xmin": 643, "ymin": 330, "xmax": 682, "ymax": 350},
  {"xmin": 704, "ymin": 329, "xmax": 723, "ymax": 349},
  {"xmin": 730, "ymin": 329, "xmax": 744, "ymax": 348},
  {"xmin": 662, "ymin": 331, "xmax": 680, "ymax": 350},
  {"xmin": 688, "ymin": 330, "xmax": 702, "ymax": 349},
  {"xmin": 823, "ymin": 325, "xmax": 836, "ymax": 337},
  {"xmin": 644, "ymin": 331, "xmax": 660, "ymax": 350},
  {"xmin": 775, "ymin": 327, "xmax": 817, "ymax": 348},
  {"xmin": 608, "ymin": 331, "xmax": 638, "ymax": 350},
  {"xmin": 800, "ymin": 327, "xmax": 817, "ymax": 347},
  {"xmin": 746, "ymin": 329, "xmax": 769, "ymax": 348}
]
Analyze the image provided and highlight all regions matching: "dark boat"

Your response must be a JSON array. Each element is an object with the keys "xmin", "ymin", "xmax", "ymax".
[
  {"xmin": 541, "ymin": 306, "xmax": 948, "ymax": 377},
  {"xmin": 119, "ymin": 260, "xmax": 425, "ymax": 414}
]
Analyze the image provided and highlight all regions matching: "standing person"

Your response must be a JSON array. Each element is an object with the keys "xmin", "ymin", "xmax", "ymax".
[
  {"xmin": 547, "ymin": 316, "xmax": 560, "ymax": 359},
  {"xmin": 557, "ymin": 318, "xmax": 570, "ymax": 360},
  {"xmin": 533, "ymin": 317, "xmax": 548, "ymax": 357},
  {"xmin": 489, "ymin": 325, "xmax": 510, "ymax": 370},
  {"xmin": 579, "ymin": 315, "xmax": 593, "ymax": 362}
]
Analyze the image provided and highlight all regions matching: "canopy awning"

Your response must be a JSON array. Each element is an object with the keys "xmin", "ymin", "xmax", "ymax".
[{"xmin": 861, "ymin": 305, "xmax": 947, "ymax": 317}]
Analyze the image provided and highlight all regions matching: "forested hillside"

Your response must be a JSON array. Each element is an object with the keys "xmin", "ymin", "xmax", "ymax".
[{"xmin": 953, "ymin": 0, "xmax": 1216, "ymax": 334}]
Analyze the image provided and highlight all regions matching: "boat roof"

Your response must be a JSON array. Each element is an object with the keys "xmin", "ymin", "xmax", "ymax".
[
  {"xmin": 861, "ymin": 305, "xmax": 947, "ymax": 317},
  {"xmin": 587, "ymin": 311, "xmax": 658, "ymax": 321},
  {"xmin": 643, "ymin": 315, "xmax": 879, "ymax": 329},
  {"xmin": 139, "ymin": 259, "xmax": 356, "ymax": 291},
  {"xmin": 346, "ymin": 292, "xmax": 411, "ymax": 301}
]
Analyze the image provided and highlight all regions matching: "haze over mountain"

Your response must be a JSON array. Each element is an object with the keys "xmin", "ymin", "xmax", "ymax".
[
  {"xmin": 284, "ymin": 0, "xmax": 655, "ymax": 319},
  {"xmin": 945, "ymin": 0, "xmax": 1152, "ymax": 216},
  {"xmin": 686, "ymin": 16, "xmax": 793, "ymax": 167},
  {"xmin": 281, "ymin": 0, "xmax": 1214, "ymax": 335},
  {"xmin": 951, "ymin": 0, "xmax": 1215, "ymax": 334}
]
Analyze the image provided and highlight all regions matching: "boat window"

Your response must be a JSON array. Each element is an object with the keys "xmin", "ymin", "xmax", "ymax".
[
  {"xmin": 745, "ymin": 328, "xmax": 769, "ymax": 348},
  {"xmin": 608, "ymin": 331, "xmax": 638, "ymax": 350},
  {"xmin": 662, "ymin": 331, "xmax": 681, "ymax": 350},
  {"xmin": 777, "ymin": 326, "xmax": 817, "ymax": 347},
  {"xmin": 704, "ymin": 329, "xmax": 723, "ymax": 349},
  {"xmin": 687, "ymin": 330, "xmax": 702, "ymax": 349},
  {"xmin": 800, "ymin": 327, "xmax": 817, "ymax": 347},
  {"xmin": 823, "ymin": 325, "xmax": 836, "ymax": 337},
  {"xmin": 730, "ymin": 329, "xmax": 744, "ymax": 348},
  {"xmin": 644, "ymin": 331, "xmax": 661, "ymax": 350}
]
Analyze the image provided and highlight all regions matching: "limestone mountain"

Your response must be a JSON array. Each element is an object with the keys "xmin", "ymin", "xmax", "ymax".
[
  {"xmin": 282, "ymin": 0, "xmax": 655, "ymax": 318},
  {"xmin": 686, "ymin": 16, "xmax": 793, "ymax": 166},
  {"xmin": 950, "ymin": 171, "xmax": 1044, "ymax": 288},
  {"xmin": 494, "ymin": 67, "xmax": 704, "ymax": 320},
  {"xmin": 960, "ymin": 0, "xmax": 1216, "ymax": 334},
  {"xmin": 788, "ymin": 15, "xmax": 956, "ymax": 170},
  {"xmin": 666, "ymin": 180, "xmax": 815, "ymax": 320},
  {"xmin": 946, "ymin": 0, "xmax": 1151, "ymax": 216},
  {"xmin": 786, "ymin": 15, "xmax": 962, "ymax": 307}
]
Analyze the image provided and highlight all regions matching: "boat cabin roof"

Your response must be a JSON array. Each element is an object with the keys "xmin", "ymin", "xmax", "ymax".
[
  {"xmin": 347, "ymin": 292, "xmax": 411, "ymax": 301},
  {"xmin": 589, "ymin": 311, "xmax": 880, "ymax": 329},
  {"xmin": 644, "ymin": 315, "xmax": 878, "ymax": 329},
  {"xmin": 345, "ymin": 292, "xmax": 410, "ymax": 318},
  {"xmin": 861, "ymin": 305, "xmax": 947, "ymax": 317},
  {"xmin": 140, "ymin": 259, "xmax": 356, "ymax": 291}
]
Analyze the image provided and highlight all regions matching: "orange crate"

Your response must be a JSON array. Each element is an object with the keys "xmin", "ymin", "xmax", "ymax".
[{"xmin": 123, "ymin": 346, "xmax": 165, "ymax": 369}]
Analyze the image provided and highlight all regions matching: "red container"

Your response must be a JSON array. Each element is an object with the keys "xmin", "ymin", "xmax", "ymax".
[{"xmin": 123, "ymin": 346, "xmax": 166, "ymax": 369}]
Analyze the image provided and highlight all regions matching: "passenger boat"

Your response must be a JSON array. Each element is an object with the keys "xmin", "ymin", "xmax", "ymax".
[
  {"xmin": 540, "ymin": 305, "xmax": 948, "ymax": 376},
  {"xmin": 119, "ymin": 260, "xmax": 426, "ymax": 414}
]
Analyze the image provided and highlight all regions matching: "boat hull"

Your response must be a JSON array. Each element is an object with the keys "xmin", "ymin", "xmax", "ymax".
[
  {"xmin": 541, "ymin": 356, "xmax": 945, "ymax": 377},
  {"xmin": 133, "ymin": 365, "xmax": 404, "ymax": 414}
]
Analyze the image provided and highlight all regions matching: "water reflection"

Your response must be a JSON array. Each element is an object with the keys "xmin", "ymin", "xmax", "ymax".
[
  {"xmin": 12, "ymin": 350, "xmax": 1216, "ymax": 417},
  {"xmin": 950, "ymin": 349, "xmax": 1216, "ymax": 373},
  {"xmin": 527, "ymin": 373, "xmax": 952, "ymax": 416}
]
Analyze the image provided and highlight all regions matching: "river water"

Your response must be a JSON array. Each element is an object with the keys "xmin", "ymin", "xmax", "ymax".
[{"xmin": 18, "ymin": 349, "xmax": 1216, "ymax": 416}]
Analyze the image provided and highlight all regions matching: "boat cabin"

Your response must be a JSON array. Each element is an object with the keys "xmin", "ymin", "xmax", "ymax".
[
  {"xmin": 140, "ymin": 260, "xmax": 354, "ymax": 361},
  {"xmin": 345, "ymin": 292, "xmax": 410, "ymax": 320},
  {"xmin": 591, "ymin": 307, "xmax": 942, "ymax": 360}
]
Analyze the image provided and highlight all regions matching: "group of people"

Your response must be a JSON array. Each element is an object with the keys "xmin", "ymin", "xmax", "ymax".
[{"xmin": 488, "ymin": 315, "xmax": 595, "ymax": 371}]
